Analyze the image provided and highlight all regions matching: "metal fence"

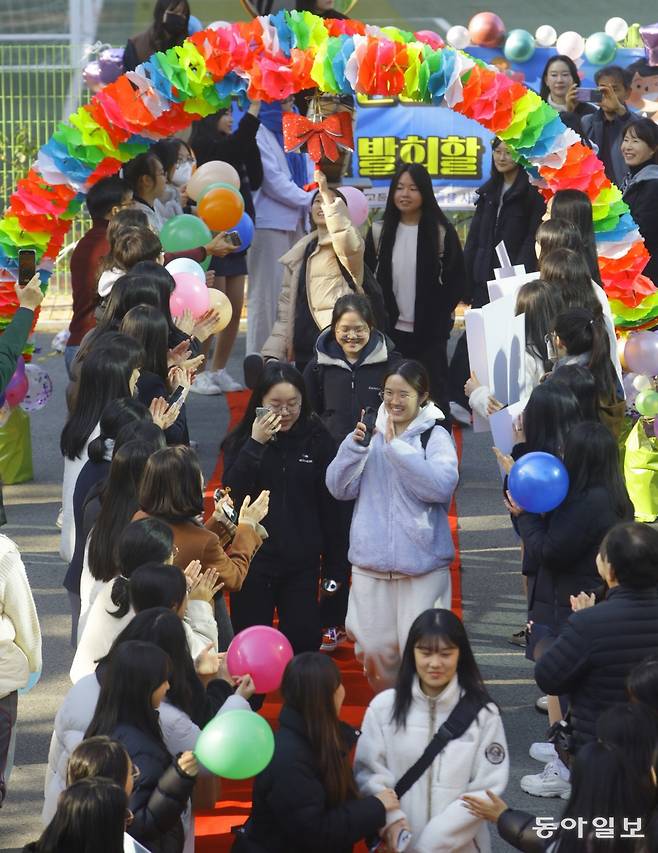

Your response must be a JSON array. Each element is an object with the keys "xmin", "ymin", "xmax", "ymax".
[{"xmin": 0, "ymin": 42, "xmax": 91, "ymax": 325}]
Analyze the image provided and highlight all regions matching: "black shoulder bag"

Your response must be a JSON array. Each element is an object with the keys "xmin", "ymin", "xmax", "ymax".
[{"xmin": 394, "ymin": 694, "xmax": 485, "ymax": 799}]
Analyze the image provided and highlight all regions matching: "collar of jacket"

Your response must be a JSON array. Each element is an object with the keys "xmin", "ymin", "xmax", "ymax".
[
  {"xmin": 605, "ymin": 585, "xmax": 658, "ymax": 601},
  {"xmin": 411, "ymin": 672, "xmax": 461, "ymax": 709},
  {"xmin": 374, "ymin": 399, "xmax": 445, "ymax": 436},
  {"xmin": 476, "ymin": 168, "xmax": 528, "ymax": 203},
  {"xmin": 315, "ymin": 327, "xmax": 391, "ymax": 370},
  {"xmin": 623, "ymin": 163, "xmax": 658, "ymax": 193},
  {"xmin": 279, "ymin": 705, "xmax": 360, "ymax": 749}
]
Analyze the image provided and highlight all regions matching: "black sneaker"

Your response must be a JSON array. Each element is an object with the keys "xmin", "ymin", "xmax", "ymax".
[
  {"xmin": 243, "ymin": 354, "xmax": 265, "ymax": 390},
  {"xmin": 509, "ymin": 627, "xmax": 527, "ymax": 647}
]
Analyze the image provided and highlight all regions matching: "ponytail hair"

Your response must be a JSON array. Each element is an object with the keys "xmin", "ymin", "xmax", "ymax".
[{"xmin": 553, "ymin": 308, "xmax": 617, "ymax": 402}]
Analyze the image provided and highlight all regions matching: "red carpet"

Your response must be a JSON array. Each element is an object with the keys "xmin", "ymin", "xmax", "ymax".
[{"xmin": 196, "ymin": 393, "xmax": 462, "ymax": 852}]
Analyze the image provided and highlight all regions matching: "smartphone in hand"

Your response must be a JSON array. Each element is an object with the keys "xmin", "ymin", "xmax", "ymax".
[
  {"xmin": 225, "ymin": 230, "xmax": 242, "ymax": 248},
  {"xmin": 255, "ymin": 406, "xmax": 277, "ymax": 441},
  {"xmin": 167, "ymin": 385, "xmax": 187, "ymax": 408},
  {"xmin": 358, "ymin": 407, "xmax": 378, "ymax": 447},
  {"xmin": 18, "ymin": 249, "xmax": 36, "ymax": 287}
]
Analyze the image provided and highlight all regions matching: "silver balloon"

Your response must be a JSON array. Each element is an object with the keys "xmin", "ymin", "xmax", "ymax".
[{"xmin": 19, "ymin": 363, "xmax": 53, "ymax": 413}]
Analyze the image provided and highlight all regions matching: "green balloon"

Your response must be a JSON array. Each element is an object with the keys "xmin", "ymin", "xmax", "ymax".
[
  {"xmin": 195, "ymin": 710, "xmax": 274, "ymax": 779},
  {"xmin": 159, "ymin": 214, "xmax": 212, "ymax": 254},
  {"xmin": 584, "ymin": 32, "xmax": 617, "ymax": 66},
  {"xmin": 197, "ymin": 181, "xmax": 241, "ymax": 203},
  {"xmin": 635, "ymin": 389, "xmax": 658, "ymax": 417}
]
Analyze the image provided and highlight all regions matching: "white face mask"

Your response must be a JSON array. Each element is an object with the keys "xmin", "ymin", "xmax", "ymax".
[{"xmin": 171, "ymin": 161, "xmax": 193, "ymax": 187}]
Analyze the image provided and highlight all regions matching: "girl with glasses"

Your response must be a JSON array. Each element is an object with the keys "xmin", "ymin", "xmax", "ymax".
[
  {"xmin": 326, "ymin": 360, "xmax": 459, "ymax": 691},
  {"xmin": 222, "ymin": 362, "xmax": 342, "ymax": 655}
]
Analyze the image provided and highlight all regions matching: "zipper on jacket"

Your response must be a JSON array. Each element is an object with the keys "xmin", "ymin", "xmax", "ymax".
[
  {"xmin": 281, "ymin": 447, "xmax": 287, "ymax": 511},
  {"xmin": 427, "ymin": 697, "xmax": 436, "ymax": 824}
]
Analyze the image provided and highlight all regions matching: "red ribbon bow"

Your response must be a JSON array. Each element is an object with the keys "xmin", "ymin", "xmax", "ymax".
[{"xmin": 282, "ymin": 111, "xmax": 354, "ymax": 164}]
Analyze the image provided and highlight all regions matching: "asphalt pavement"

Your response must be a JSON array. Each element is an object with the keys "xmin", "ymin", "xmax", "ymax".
[{"xmin": 0, "ymin": 326, "xmax": 563, "ymax": 851}]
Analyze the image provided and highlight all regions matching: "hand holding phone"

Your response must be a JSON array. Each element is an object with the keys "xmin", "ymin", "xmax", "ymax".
[
  {"xmin": 252, "ymin": 407, "xmax": 281, "ymax": 444},
  {"xmin": 224, "ymin": 230, "xmax": 242, "ymax": 248},
  {"xmin": 167, "ymin": 384, "xmax": 187, "ymax": 409},
  {"xmin": 18, "ymin": 249, "xmax": 36, "ymax": 287},
  {"xmin": 358, "ymin": 407, "xmax": 378, "ymax": 447}
]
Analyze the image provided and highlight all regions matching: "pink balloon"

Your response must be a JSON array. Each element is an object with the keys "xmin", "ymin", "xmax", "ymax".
[
  {"xmin": 625, "ymin": 332, "xmax": 658, "ymax": 376},
  {"xmin": 226, "ymin": 626, "xmax": 294, "ymax": 694},
  {"xmin": 5, "ymin": 367, "xmax": 28, "ymax": 407},
  {"xmin": 339, "ymin": 186, "xmax": 369, "ymax": 227},
  {"xmin": 414, "ymin": 30, "xmax": 445, "ymax": 50},
  {"xmin": 169, "ymin": 272, "xmax": 210, "ymax": 319}
]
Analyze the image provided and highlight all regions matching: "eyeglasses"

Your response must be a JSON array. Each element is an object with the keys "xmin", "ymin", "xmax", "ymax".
[
  {"xmin": 337, "ymin": 326, "xmax": 368, "ymax": 338},
  {"xmin": 266, "ymin": 401, "xmax": 302, "ymax": 414},
  {"xmin": 379, "ymin": 389, "xmax": 416, "ymax": 402}
]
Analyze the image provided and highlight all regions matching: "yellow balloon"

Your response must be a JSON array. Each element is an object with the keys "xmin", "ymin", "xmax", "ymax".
[
  {"xmin": 208, "ymin": 288, "xmax": 233, "ymax": 332},
  {"xmin": 618, "ymin": 333, "xmax": 628, "ymax": 371},
  {"xmin": 187, "ymin": 160, "xmax": 241, "ymax": 201}
]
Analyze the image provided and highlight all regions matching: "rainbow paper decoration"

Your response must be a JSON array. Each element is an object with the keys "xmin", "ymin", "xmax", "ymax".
[{"xmin": 0, "ymin": 11, "xmax": 655, "ymax": 331}]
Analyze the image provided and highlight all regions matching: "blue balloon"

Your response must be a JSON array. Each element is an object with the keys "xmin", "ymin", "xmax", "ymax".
[
  {"xmin": 188, "ymin": 15, "xmax": 203, "ymax": 34},
  {"xmin": 508, "ymin": 452, "xmax": 569, "ymax": 514},
  {"xmin": 232, "ymin": 212, "xmax": 255, "ymax": 253}
]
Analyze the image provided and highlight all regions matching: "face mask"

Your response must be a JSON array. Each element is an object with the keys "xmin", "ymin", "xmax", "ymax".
[
  {"xmin": 163, "ymin": 12, "xmax": 187, "ymax": 34},
  {"xmin": 171, "ymin": 162, "xmax": 193, "ymax": 187}
]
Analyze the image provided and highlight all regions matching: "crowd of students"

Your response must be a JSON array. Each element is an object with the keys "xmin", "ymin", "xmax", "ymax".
[{"xmin": 3, "ymin": 14, "xmax": 658, "ymax": 849}]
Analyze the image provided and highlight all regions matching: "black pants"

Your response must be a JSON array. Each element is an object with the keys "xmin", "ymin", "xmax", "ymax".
[
  {"xmin": 448, "ymin": 332, "xmax": 471, "ymax": 410},
  {"xmin": 389, "ymin": 329, "xmax": 452, "ymax": 428},
  {"xmin": 319, "ymin": 499, "xmax": 353, "ymax": 628},
  {"xmin": 230, "ymin": 558, "xmax": 321, "ymax": 654}
]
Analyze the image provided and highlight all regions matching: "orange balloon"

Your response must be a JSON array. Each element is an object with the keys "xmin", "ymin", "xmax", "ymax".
[
  {"xmin": 198, "ymin": 186, "xmax": 244, "ymax": 232},
  {"xmin": 208, "ymin": 288, "xmax": 233, "ymax": 331}
]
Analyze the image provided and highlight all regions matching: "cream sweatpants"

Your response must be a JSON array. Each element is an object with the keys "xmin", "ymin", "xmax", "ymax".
[
  {"xmin": 246, "ymin": 226, "xmax": 303, "ymax": 356},
  {"xmin": 346, "ymin": 566, "xmax": 452, "ymax": 693}
]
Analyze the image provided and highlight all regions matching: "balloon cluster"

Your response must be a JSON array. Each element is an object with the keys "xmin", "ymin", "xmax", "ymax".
[
  {"xmin": 621, "ymin": 331, "xmax": 658, "ymax": 431},
  {"xmin": 446, "ymin": 13, "xmax": 632, "ymax": 66},
  {"xmin": 0, "ymin": 357, "xmax": 53, "ymax": 427},
  {"xmin": 194, "ymin": 626, "xmax": 292, "ymax": 779}
]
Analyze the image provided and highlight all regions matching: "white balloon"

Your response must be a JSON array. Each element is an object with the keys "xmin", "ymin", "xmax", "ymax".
[
  {"xmin": 446, "ymin": 25, "xmax": 470, "ymax": 50},
  {"xmin": 165, "ymin": 258, "xmax": 206, "ymax": 282},
  {"xmin": 535, "ymin": 25, "xmax": 557, "ymax": 47},
  {"xmin": 208, "ymin": 20, "xmax": 230, "ymax": 30},
  {"xmin": 604, "ymin": 17, "xmax": 629, "ymax": 42},
  {"xmin": 555, "ymin": 31, "xmax": 585, "ymax": 60},
  {"xmin": 634, "ymin": 374, "xmax": 653, "ymax": 392}
]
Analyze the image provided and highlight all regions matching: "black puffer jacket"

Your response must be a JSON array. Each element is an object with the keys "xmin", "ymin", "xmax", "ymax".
[
  {"xmin": 463, "ymin": 169, "xmax": 545, "ymax": 307},
  {"xmin": 517, "ymin": 486, "xmax": 631, "ymax": 631},
  {"xmin": 236, "ymin": 705, "xmax": 386, "ymax": 853},
  {"xmin": 112, "ymin": 723, "xmax": 195, "ymax": 853},
  {"xmin": 622, "ymin": 164, "xmax": 658, "ymax": 286},
  {"xmin": 535, "ymin": 586, "xmax": 658, "ymax": 752},
  {"xmin": 303, "ymin": 328, "xmax": 402, "ymax": 445},
  {"xmin": 223, "ymin": 415, "xmax": 342, "ymax": 577}
]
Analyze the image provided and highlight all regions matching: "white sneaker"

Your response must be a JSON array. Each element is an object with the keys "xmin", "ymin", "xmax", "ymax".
[
  {"xmin": 521, "ymin": 758, "xmax": 571, "ymax": 798},
  {"xmin": 529, "ymin": 741, "xmax": 557, "ymax": 763},
  {"xmin": 535, "ymin": 695, "xmax": 549, "ymax": 713},
  {"xmin": 449, "ymin": 401, "xmax": 471, "ymax": 426},
  {"xmin": 189, "ymin": 372, "xmax": 222, "ymax": 396},
  {"xmin": 56, "ymin": 507, "xmax": 63, "ymax": 529},
  {"xmin": 211, "ymin": 369, "xmax": 244, "ymax": 392}
]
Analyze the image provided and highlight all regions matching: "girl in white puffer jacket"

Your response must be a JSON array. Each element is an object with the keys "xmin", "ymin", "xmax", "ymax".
[{"xmin": 354, "ymin": 609, "xmax": 509, "ymax": 853}]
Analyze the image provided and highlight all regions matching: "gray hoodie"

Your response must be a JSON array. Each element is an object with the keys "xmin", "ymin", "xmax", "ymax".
[{"xmin": 326, "ymin": 402, "xmax": 459, "ymax": 575}]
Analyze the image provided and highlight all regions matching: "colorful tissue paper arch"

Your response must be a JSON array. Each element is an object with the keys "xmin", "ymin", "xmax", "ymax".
[{"xmin": 0, "ymin": 11, "xmax": 655, "ymax": 331}]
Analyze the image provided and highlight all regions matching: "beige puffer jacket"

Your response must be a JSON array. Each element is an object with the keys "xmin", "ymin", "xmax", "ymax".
[{"xmin": 261, "ymin": 196, "xmax": 364, "ymax": 361}]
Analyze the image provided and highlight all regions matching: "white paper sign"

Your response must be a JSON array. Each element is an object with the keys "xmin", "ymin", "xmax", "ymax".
[
  {"xmin": 489, "ymin": 400, "xmax": 527, "ymax": 480},
  {"xmin": 487, "ymin": 270, "xmax": 540, "ymax": 303}
]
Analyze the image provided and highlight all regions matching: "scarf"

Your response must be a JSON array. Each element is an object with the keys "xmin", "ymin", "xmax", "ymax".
[
  {"xmin": 259, "ymin": 102, "xmax": 308, "ymax": 189},
  {"xmin": 375, "ymin": 216, "xmax": 447, "ymax": 343}
]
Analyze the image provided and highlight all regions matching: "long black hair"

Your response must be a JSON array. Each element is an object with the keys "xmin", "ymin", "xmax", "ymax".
[
  {"xmin": 596, "ymin": 702, "xmax": 658, "ymax": 806},
  {"xmin": 88, "ymin": 439, "xmax": 157, "ymax": 583},
  {"xmin": 129, "ymin": 563, "xmax": 187, "ymax": 615},
  {"xmin": 109, "ymin": 518, "xmax": 174, "ymax": 618},
  {"xmin": 222, "ymin": 362, "xmax": 312, "ymax": 455},
  {"xmin": 120, "ymin": 304, "xmax": 170, "ymax": 382},
  {"xmin": 85, "ymin": 640, "xmax": 170, "ymax": 748},
  {"xmin": 138, "ymin": 446, "xmax": 205, "ymax": 523},
  {"xmin": 515, "ymin": 279, "xmax": 564, "ymax": 370},
  {"xmin": 550, "ymin": 190, "xmax": 602, "ymax": 285},
  {"xmin": 522, "ymin": 382, "xmax": 584, "ymax": 457},
  {"xmin": 101, "ymin": 608, "xmax": 199, "ymax": 723},
  {"xmin": 553, "ymin": 307, "xmax": 618, "ymax": 402},
  {"xmin": 281, "ymin": 653, "xmax": 356, "ymax": 806},
  {"xmin": 539, "ymin": 248, "xmax": 602, "ymax": 316},
  {"xmin": 60, "ymin": 334, "xmax": 144, "ymax": 460},
  {"xmin": 549, "ymin": 364, "xmax": 600, "ymax": 423},
  {"xmin": 66, "ymin": 736, "xmax": 131, "ymax": 787},
  {"xmin": 556, "ymin": 741, "xmax": 648, "ymax": 853},
  {"xmin": 392, "ymin": 609, "xmax": 493, "ymax": 729},
  {"xmin": 24, "ymin": 777, "xmax": 127, "ymax": 853},
  {"xmin": 628, "ymin": 653, "xmax": 658, "ymax": 707},
  {"xmin": 377, "ymin": 162, "xmax": 449, "ymax": 265},
  {"xmin": 535, "ymin": 218, "xmax": 582, "ymax": 262},
  {"xmin": 87, "ymin": 397, "xmax": 151, "ymax": 464},
  {"xmin": 562, "ymin": 422, "xmax": 633, "ymax": 518}
]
